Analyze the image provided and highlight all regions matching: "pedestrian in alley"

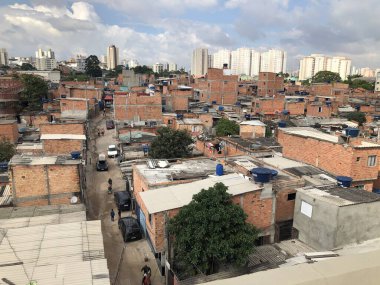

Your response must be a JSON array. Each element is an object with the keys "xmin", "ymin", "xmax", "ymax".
[
  {"xmin": 118, "ymin": 208, "xmax": 121, "ymax": 220},
  {"xmin": 110, "ymin": 209, "xmax": 115, "ymax": 222}
]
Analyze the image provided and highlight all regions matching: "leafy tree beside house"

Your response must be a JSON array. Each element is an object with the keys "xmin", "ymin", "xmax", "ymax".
[
  {"xmin": 85, "ymin": 55, "xmax": 102, "ymax": 77},
  {"xmin": 18, "ymin": 74, "xmax": 48, "ymax": 111},
  {"xmin": 0, "ymin": 139, "xmax": 16, "ymax": 162},
  {"xmin": 149, "ymin": 127, "xmax": 193, "ymax": 159},
  {"xmin": 168, "ymin": 182, "xmax": 259, "ymax": 276},
  {"xmin": 312, "ymin": 71, "xmax": 341, "ymax": 83},
  {"xmin": 215, "ymin": 118, "xmax": 239, "ymax": 136},
  {"xmin": 346, "ymin": 111, "xmax": 366, "ymax": 126}
]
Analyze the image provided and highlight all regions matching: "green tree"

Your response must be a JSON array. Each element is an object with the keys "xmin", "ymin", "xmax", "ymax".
[
  {"xmin": 350, "ymin": 79, "xmax": 374, "ymax": 91},
  {"xmin": 131, "ymin": 65, "xmax": 154, "ymax": 75},
  {"xmin": 85, "ymin": 55, "xmax": 102, "ymax": 77},
  {"xmin": 169, "ymin": 182, "xmax": 259, "ymax": 275},
  {"xmin": 215, "ymin": 118, "xmax": 239, "ymax": 136},
  {"xmin": 150, "ymin": 127, "xmax": 193, "ymax": 159},
  {"xmin": 20, "ymin": 63, "xmax": 35, "ymax": 70},
  {"xmin": 19, "ymin": 74, "xmax": 48, "ymax": 111},
  {"xmin": 0, "ymin": 139, "xmax": 16, "ymax": 162},
  {"xmin": 312, "ymin": 71, "xmax": 341, "ymax": 83},
  {"xmin": 346, "ymin": 111, "xmax": 366, "ymax": 126}
]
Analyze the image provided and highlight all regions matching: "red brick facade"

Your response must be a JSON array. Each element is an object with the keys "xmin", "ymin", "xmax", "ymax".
[
  {"xmin": 257, "ymin": 72, "xmax": 284, "ymax": 97},
  {"xmin": 0, "ymin": 121, "xmax": 18, "ymax": 143}
]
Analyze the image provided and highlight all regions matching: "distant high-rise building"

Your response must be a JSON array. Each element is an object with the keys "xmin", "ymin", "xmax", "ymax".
[
  {"xmin": 0, "ymin": 48, "xmax": 9, "ymax": 66},
  {"xmin": 299, "ymin": 54, "xmax": 351, "ymax": 80},
  {"xmin": 359, "ymin": 67, "xmax": 375, "ymax": 77},
  {"xmin": 260, "ymin": 49, "xmax": 287, "ymax": 74},
  {"xmin": 250, "ymin": 50, "xmax": 261, "ymax": 77},
  {"xmin": 107, "ymin": 45, "xmax": 119, "ymax": 70},
  {"xmin": 168, "ymin": 63, "xmax": 177, "ymax": 71},
  {"xmin": 152, "ymin": 63, "xmax": 164, "ymax": 73},
  {"xmin": 212, "ymin": 49, "xmax": 231, "ymax": 69},
  {"xmin": 35, "ymin": 48, "xmax": 57, "ymax": 70},
  {"xmin": 230, "ymin": 48, "xmax": 252, "ymax": 75},
  {"xmin": 127, "ymin": 59, "xmax": 139, "ymax": 68},
  {"xmin": 191, "ymin": 48, "xmax": 208, "ymax": 77}
]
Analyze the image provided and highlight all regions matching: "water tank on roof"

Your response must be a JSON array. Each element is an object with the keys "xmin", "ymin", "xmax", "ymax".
[
  {"xmin": 216, "ymin": 164, "xmax": 224, "ymax": 176},
  {"xmin": 282, "ymin": 110, "xmax": 289, "ymax": 115},
  {"xmin": 212, "ymin": 100, "xmax": 217, "ymax": 104},
  {"xmin": 326, "ymin": 101, "xmax": 332, "ymax": 106},
  {"xmin": 70, "ymin": 151, "xmax": 81, "ymax": 160},
  {"xmin": 176, "ymin": 114, "xmax": 184, "ymax": 120},
  {"xmin": 251, "ymin": 168, "xmax": 273, "ymax": 183},
  {"xmin": 236, "ymin": 101, "xmax": 241, "ymax": 106},
  {"xmin": 278, "ymin": 121, "xmax": 287, "ymax": 128},
  {"xmin": 245, "ymin": 114, "xmax": 251, "ymax": 120},
  {"xmin": 271, "ymin": 170, "xmax": 278, "ymax": 177},
  {"xmin": 218, "ymin": 106, "xmax": 224, "ymax": 111},
  {"xmin": 336, "ymin": 176, "xmax": 352, "ymax": 187},
  {"xmin": 344, "ymin": 128, "xmax": 360, "ymax": 137},
  {"xmin": 0, "ymin": 162, "xmax": 8, "ymax": 171},
  {"xmin": 203, "ymin": 106, "xmax": 209, "ymax": 112}
]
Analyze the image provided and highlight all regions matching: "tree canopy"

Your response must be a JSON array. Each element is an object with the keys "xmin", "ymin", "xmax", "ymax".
[
  {"xmin": 19, "ymin": 74, "xmax": 48, "ymax": 111},
  {"xmin": 20, "ymin": 63, "xmax": 36, "ymax": 70},
  {"xmin": 312, "ymin": 71, "xmax": 341, "ymax": 83},
  {"xmin": 168, "ymin": 182, "xmax": 259, "ymax": 276},
  {"xmin": 131, "ymin": 65, "xmax": 154, "ymax": 75},
  {"xmin": 0, "ymin": 139, "xmax": 16, "ymax": 162},
  {"xmin": 346, "ymin": 111, "xmax": 366, "ymax": 126},
  {"xmin": 149, "ymin": 127, "xmax": 193, "ymax": 159},
  {"xmin": 85, "ymin": 55, "xmax": 102, "ymax": 77},
  {"xmin": 215, "ymin": 118, "xmax": 239, "ymax": 136}
]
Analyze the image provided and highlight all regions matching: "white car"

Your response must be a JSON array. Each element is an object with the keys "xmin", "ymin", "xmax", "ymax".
[{"xmin": 107, "ymin": 144, "xmax": 118, "ymax": 158}]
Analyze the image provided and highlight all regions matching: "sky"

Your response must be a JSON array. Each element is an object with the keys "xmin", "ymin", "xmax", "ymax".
[{"xmin": 0, "ymin": 0, "xmax": 379, "ymax": 71}]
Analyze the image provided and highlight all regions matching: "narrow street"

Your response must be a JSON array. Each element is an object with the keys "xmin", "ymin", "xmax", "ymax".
[{"xmin": 85, "ymin": 112, "xmax": 164, "ymax": 285}]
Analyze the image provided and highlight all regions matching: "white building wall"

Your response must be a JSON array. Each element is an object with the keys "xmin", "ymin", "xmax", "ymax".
[
  {"xmin": 191, "ymin": 48, "xmax": 208, "ymax": 76},
  {"xmin": 0, "ymin": 48, "xmax": 8, "ymax": 66},
  {"xmin": 250, "ymin": 51, "xmax": 261, "ymax": 76},
  {"xmin": 212, "ymin": 49, "xmax": 231, "ymax": 69}
]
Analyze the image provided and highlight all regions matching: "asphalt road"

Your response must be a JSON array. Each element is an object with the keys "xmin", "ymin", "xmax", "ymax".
[{"xmin": 85, "ymin": 113, "xmax": 164, "ymax": 285}]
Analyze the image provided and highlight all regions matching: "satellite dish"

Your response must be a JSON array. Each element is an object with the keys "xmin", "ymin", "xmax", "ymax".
[{"xmin": 70, "ymin": 196, "xmax": 78, "ymax": 204}]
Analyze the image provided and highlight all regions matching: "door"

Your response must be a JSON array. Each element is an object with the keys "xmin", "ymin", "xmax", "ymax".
[{"xmin": 139, "ymin": 208, "xmax": 147, "ymax": 237}]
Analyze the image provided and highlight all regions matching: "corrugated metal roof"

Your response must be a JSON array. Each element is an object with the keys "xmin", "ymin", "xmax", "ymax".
[
  {"xmin": 140, "ymin": 173, "xmax": 262, "ymax": 214},
  {"xmin": 40, "ymin": 134, "xmax": 86, "ymax": 140},
  {"xmin": 0, "ymin": 218, "xmax": 109, "ymax": 284}
]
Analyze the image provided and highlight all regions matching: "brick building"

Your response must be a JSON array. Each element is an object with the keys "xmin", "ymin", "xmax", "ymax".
[
  {"xmin": 257, "ymin": 72, "xmax": 284, "ymax": 97},
  {"xmin": 162, "ymin": 86, "xmax": 193, "ymax": 112},
  {"xmin": 0, "ymin": 77, "xmax": 22, "ymax": 119},
  {"xmin": 60, "ymin": 98, "xmax": 89, "ymax": 119},
  {"xmin": 278, "ymin": 127, "xmax": 380, "ymax": 191},
  {"xmin": 239, "ymin": 120, "xmax": 266, "ymax": 139},
  {"xmin": 57, "ymin": 84, "xmax": 102, "ymax": 108},
  {"xmin": 192, "ymin": 68, "xmax": 238, "ymax": 105},
  {"xmin": 9, "ymin": 155, "xmax": 85, "ymax": 206},
  {"xmin": 252, "ymin": 95, "xmax": 285, "ymax": 118},
  {"xmin": 0, "ymin": 120, "xmax": 19, "ymax": 143},
  {"xmin": 114, "ymin": 91, "xmax": 162, "ymax": 122}
]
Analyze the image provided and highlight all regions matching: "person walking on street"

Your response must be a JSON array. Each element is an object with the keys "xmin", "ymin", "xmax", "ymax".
[
  {"xmin": 118, "ymin": 208, "xmax": 121, "ymax": 219},
  {"xmin": 110, "ymin": 209, "xmax": 115, "ymax": 222},
  {"xmin": 108, "ymin": 178, "xmax": 112, "ymax": 186}
]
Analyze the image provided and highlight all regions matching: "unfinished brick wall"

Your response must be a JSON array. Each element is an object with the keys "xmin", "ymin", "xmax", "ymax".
[
  {"xmin": 286, "ymin": 102, "xmax": 305, "ymax": 115},
  {"xmin": 43, "ymin": 140, "xmax": 83, "ymax": 155},
  {"xmin": 40, "ymin": 123, "xmax": 85, "ymax": 135},
  {"xmin": 11, "ymin": 163, "xmax": 81, "ymax": 206},
  {"xmin": 275, "ymin": 189, "xmax": 297, "ymax": 222},
  {"xmin": 278, "ymin": 130, "xmax": 380, "ymax": 185},
  {"xmin": 306, "ymin": 103, "xmax": 333, "ymax": 118},
  {"xmin": 0, "ymin": 121, "xmax": 18, "ymax": 143},
  {"xmin": 257, "ymin": 72, "xmax": 284, "ymax": 97},
  {"xmin": 240, "ymin": 125, "xmax": 265, "ymax": 139},
  {"xmin": 60, "ymin": 98, "xmax": 89, "ymax": 118},
  {"xmin": 253, "ymin": 96, "xmax": 284, "ymax": 114}
]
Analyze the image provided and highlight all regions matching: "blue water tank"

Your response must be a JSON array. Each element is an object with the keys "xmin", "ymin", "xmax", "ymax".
[
  {"xmin": 345, "ymin": 128, "xmax": 360, "ymax": 137},
  {"xmin": 373, "ymin": 189, "xmax": 380, "ymax": 194},
  {"xmin": 326, "ymin": 101, "xmax": 331, "ymax": 106},
  {"xmin": 235, "ymin": 101, "xmax": 241, "ymax": 106},
  {"xmin": 176, "ymin": 114, "xmax": 184, "ymax": 120},
  {"xmin": 216, "ymin": 164, "xmax": 224, "ymax": 176},
  {"xmin": 212, "ymin": 100, "xmax": 217, "ymax": 104},
  {"xmin": 282, "ymin": 110, "xmax": 289, "ymax": 115},
  {"xmin": 336, "ymin": 176, "xmax": 353, "ymax": 187},
  {"xmin": 71, "ymin": 151, "xmax": 81, "ymax": 160},
  {"xmin": 245, "ymin": 114, "xmax": 251, "ymax": 120},
  {"xmin": 278, "ymin": 121, "xmax": 287, "ymax": 128},
  {"xmin": 203, "ymin": 106, "xmax": 209, "ymax": 112},
  {"xmin": 251, "ymin": 168, "xmax": 273, "ymax": 183},
  {"xmin": 218, "ymin": 106, "xmax": 224, "ymax": 111},
  {"xmin": 271, "ymin": 170, "xmax": 278, "ymax": 177},
  {"xmin": 0, "ymin": 162, "xmax": 8, "ymax": 171}
]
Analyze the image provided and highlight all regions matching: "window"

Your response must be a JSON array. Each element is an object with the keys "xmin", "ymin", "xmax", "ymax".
[
  {"xmin": 355, "ymin": 185, "xmax": 365, "ymax": 190},
  {"xmin": 167, "ymin": 119, "xmax": 173, "ymax": 124},
  {"xmin": 318, "ymin": 106, "xmax": 322, "ymax": 112},
  {"xmin": 368, "ymin": 155, "xmax": 377, "ymax": 167},
  {"xmin": 149, "ymin": 214, "xmax": 152, "ymax": 226},
  {"xmin": 287, "ymin": 193, "xmax": 296, "ymax": 201},
  {"xmin": 356, "ymin": 157, "xmax": 360, "ymax": 162},
  {"xmin": 300, "ymin": 201, "xmax": 312, "ymax": 218}
]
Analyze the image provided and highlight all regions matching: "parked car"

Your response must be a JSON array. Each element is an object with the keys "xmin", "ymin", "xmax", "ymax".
[
  {"xmin": 107, "ymin": 144, "xmax": 118, "ymax": 158},
  {"xmin": 106, "ymin": 120, "xmax": 115, "ymax": 129},
  {"xmin": 96, "ymin": 153, "xmax": 108, "ymax": 171},
  {"xmin": 118, "ymin": 217, "xmax": 142, "ymax": 242},
  {"xmin": 114, "ymin": 191, "xmax": 131, "ymax": 211}
]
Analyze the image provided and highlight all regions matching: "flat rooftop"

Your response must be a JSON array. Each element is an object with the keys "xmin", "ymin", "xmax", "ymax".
[
  {"xmin": 0, "ymin": 119, "xmax": 17, "ymax": 124},
  {"xmin": 281, "ymin": 127, "xmax": 340, "ymax": 143},
  {"xmin": 135, "ymin": 158, "xmax": 233, "ymax": 185},
  {"xmin": 297, "ymin": 186, "xmax": 380, "ymax": 207},
  {"xmin": 140, "ymin": 173, "xmax": 263, "ymax": 214},
  {"xmin": 10, "ymin": 155, "xmax": 83, "ymax": 165},
  {"xmin": 40, "ymin": 134, "xmax": 86, "ymax": 140}
]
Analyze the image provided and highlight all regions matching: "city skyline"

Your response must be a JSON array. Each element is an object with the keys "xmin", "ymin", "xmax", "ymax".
[{"xmin": 0, "ymin": 1, "xmax": 380, "ymax": 70}]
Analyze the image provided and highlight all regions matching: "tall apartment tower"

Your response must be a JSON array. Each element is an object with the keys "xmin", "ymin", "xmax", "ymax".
[
  {"xmin": 212, "ymin": 49, "xmax": 231, "ymax": 69},
  {"xmin": 191, "ymin": 48, "xmax": 208, "ymax": 77},
  {"xmin": 35, "ymin": 48, "xmax": 57, "ymax": 70},
  {"xmin": 260, "ymin": 49, "xmax": 287, "ymax": 74},
  {"xmin": 107, "ymin": 45, "xmax": 119, "ymax": 70},
  {"xmin": 0, "ymin": 48, "xmax": 9, "ymax": 66}
]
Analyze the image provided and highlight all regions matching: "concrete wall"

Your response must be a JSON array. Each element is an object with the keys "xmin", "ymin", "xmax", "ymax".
[{"xmin": 293, "ymin": 190, "xmax": 339, "ymax": 250}]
